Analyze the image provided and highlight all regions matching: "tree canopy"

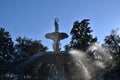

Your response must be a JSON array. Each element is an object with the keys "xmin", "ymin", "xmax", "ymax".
[
  {"xmin": 0, "ymin": 28, "xmax": 15, "ymax": 64},
  {"xmin": 103, "ymin": 29, "xmax": 120, "ymax": 57},
  {"xmin": 15, "ymin": 36, "xmax": 48, "ymax": 56},
  {"xmin": 69, "ymin": 19, "xmax": 97, "ymax": 51}
]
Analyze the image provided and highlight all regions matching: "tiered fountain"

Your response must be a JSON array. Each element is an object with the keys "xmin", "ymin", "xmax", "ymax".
[{"xmin": 14, "ymin": 18, "xmax": 114, "ymax": 80}]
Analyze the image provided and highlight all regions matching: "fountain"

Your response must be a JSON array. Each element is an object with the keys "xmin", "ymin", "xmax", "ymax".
[
  {"xmin": 28, "ymin": 19, "xmax": 114, "ymax": 80},
  {"xmin": 9, "ymin": 19, "xmax": 115, "ymax": 80}
]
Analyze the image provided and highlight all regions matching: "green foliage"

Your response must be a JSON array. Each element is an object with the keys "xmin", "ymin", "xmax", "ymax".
[
  {"xmin": 0, "ymin": 28, "xmax": 15, "ymax": 63},
  {"xmin": 103, "ymin": 29, "xmax": 120, "ymax": 56},
  {"xmin": 69, "ymin": 19, "xmax": 97, "ymax": 51},
  {"xmin": 15, "ymin": 36, "xmax": 48, "ymax": 56}
]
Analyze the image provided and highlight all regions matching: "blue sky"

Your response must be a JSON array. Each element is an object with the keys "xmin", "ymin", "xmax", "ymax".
[{"xmin": 0, "ymin": 0, "xmax": 120, "ymax": 50}]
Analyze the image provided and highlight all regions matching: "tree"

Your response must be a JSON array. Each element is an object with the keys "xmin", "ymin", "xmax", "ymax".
[
  {"xmin": 0, "ymin": 28, "xmax": 15, "ymax": 64},
  {"xmin": 15, "ymin": 36, "xmax": 48, "ymax": 56},
  {"xmin": 69, "ymin": 19, "xmax": 97, "ymax": 51},
  {"xmin": 102, "ymin": 29, "xmax": 120, "ymax": 80},
  {"xmin": 103, "ymin": 29, "xmax": 120, "ymax": 56}
]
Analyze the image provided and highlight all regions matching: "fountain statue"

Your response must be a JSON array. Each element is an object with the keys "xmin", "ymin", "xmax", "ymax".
[
  {"xmin": 45, "ymin": 18, "xmax": 68, "ymax": 53},
  {"xmin": 54, "ymin": 18, "xmax": 59, "ymax": 32}
]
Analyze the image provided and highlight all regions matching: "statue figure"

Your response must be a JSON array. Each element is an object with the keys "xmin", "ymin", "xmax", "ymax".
[{"xmin": 54, "ymin": 18, "xmax": 59, "ymax": 32}]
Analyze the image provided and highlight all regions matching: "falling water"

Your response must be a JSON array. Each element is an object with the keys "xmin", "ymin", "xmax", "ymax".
[
  {"xmin": 68, "ymin": 43, "xmax": 113, "ymax": 80},
  {"xmin": 32, "ymin": 43, "xmax": 114, "ymax": 80},
  {"xmin": 69, "ymin": 50, "xmax": 91, "ymax": 80}
]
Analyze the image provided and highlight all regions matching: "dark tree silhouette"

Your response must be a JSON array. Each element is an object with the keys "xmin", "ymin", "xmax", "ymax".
[
  {"xmin": 103, "ymin": 29, "xmax": 120, "ymax": 56},
  {"xmin": 69, "ymin": 19, "xmax": 97, "ymax": 51},
  {"xmin": 0, "ymin": 28, "xmax": 15, "ymax": 64},
  {"xmin": 15, "ymin": 36, "xmax": 48, "ymax": 56}
]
